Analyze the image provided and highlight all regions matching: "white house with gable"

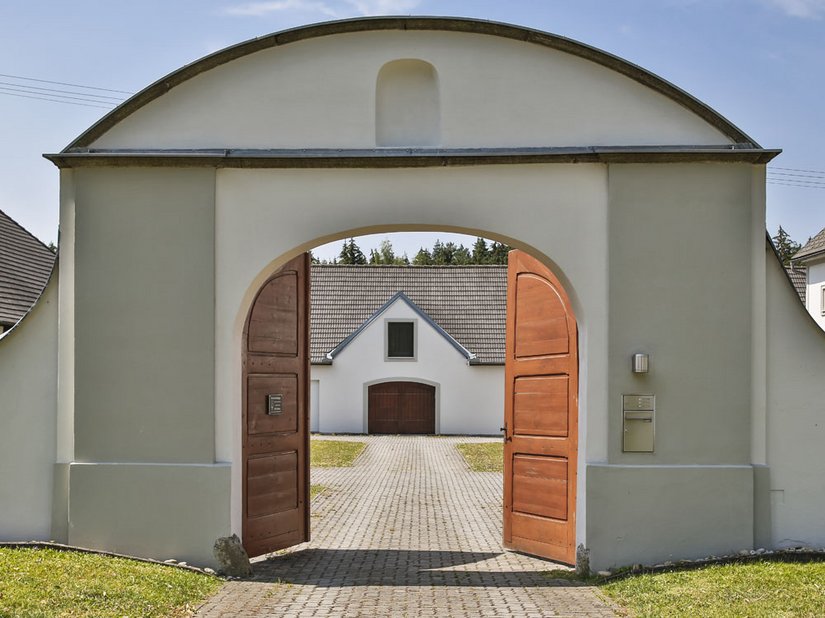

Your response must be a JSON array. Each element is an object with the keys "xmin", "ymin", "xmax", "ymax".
[
  {"xmin": 792, "ymin": 227, "xmax": 825, "ymax": 330},
  {"xmin": 310, "ymin": 264, "xmax": 505, "ymax": 435}
]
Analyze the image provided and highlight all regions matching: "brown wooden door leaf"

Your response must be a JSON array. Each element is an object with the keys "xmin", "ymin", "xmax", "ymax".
[{"xmin": 242, "ymin": 253, "xmax": 310, "ymax": 558}]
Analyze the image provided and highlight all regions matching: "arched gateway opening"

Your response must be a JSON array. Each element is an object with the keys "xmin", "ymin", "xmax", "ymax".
[{"xmin": 242, "ymin": 242, "xmax": 578, "ymax": 564}]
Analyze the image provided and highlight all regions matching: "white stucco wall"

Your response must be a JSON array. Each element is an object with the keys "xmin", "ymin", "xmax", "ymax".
[
  {"xmin": 24, "ymin": 19, "xmax": 803, "ymax": 571},
  {"xmin": 766, "ymin": 250, "xmax": 825, "ymax": 549},
  {"xmin": 310, "ymin": 297, "xmax": 503, "ymax": 435},
  {"xmin": 214, "ymin": 163, "xmax": 609, "ymax": 543},
  {"xmin": 0, "ymin": 273, "xmax": 58, "ymax": 541},
  {"xmin": 804, "ymin": 259, "xmax": 825, "ymax": 330},
  {"xmin": 90, "ymin": 30, "xmax": 730, "ymax": 150}
]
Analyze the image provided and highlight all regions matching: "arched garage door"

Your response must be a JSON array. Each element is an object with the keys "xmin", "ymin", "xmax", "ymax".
[{"xmin": 368, "ymin": 382, "xmax": 435, "ymax": 434}]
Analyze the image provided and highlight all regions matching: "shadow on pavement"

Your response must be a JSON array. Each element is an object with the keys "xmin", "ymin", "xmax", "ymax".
[{"xmin": 250, "ymin": 548, "xmax": 578, "ymax": 588}]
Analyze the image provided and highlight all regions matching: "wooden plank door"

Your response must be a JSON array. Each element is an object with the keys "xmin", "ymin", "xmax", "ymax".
[
  {"xmin": 368, "ymin": 381, "xmax": 436, "ymax": 434},
  {"xmin": 242, "ymin": 253, "xmax": 310, "ymax": 557},
  {"xmin": 503, "ymin": 250, "xmax": 578, "ymax": 564}
]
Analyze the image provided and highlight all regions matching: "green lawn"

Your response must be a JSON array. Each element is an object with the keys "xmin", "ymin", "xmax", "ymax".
[
  {"xmin": 310, "ymin": 484, "xmax": 326, "ymax": 499},
  {"xmin": 600, "ymin": 559, "xmax": 825, "ymax": 617},
  {"xmin": 456, "ymin": 442, "xmax": 503, "ymax": 472},
  {"xmin": 310, "ymin": 439, "xmax": 366, "ymax": 467},
  {"xmin": 0, "ymin": 547, "xmax": 220, "ymax": 618}
]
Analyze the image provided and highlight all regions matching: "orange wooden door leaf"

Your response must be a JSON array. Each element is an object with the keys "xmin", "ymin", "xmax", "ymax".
[{"xmin": 503, "ymin": 250, "xmax": 578, "ymax": 565}]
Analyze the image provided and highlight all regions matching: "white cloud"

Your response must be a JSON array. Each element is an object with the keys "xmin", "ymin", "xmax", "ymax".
[
  {"xmin": 345, "ymin": 0, "xmax": 420, "ymax": 15},
  {"xmin": 223, "ymin": 0, "xmax": 420, "ymax": 18},
  {"xmin": 224, "ymin": 0, "xmax": 340, "ymax": 17},
  {"xmin": 764, "ymin": 0, "xmax": 825, "ymax": 18}
]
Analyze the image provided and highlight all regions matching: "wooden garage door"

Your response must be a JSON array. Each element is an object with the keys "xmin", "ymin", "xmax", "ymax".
[
  {"xmin": 368, "ymin": 382, "xmax": 435, "ymax": 434},
  {"xmin": 503, "ymin": 250, "xmax": 578, "ymax": 565},
  {"xmin": 242, "ymin": 253, "xmax": 310, "ymax": 558}
]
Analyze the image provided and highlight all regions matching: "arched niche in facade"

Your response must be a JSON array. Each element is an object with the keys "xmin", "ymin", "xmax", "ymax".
[{"xmin": 375, "ymin": 59, "xmax": 440, "ymax": 147}]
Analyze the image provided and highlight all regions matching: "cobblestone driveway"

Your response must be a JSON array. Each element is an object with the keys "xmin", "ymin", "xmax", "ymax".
[{"xmin": 196, "ymin": 435, "xmax": 617, "ymax": 617}]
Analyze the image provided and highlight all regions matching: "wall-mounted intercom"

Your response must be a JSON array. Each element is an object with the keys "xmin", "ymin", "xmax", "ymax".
[{"xmin": 267, "ymin": 394, "xmax": 283, "ymax": 416}]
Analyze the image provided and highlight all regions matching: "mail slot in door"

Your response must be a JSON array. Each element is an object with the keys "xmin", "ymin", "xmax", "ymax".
[{"xmin": 623, "ymin": 394, "xmax": 654, "ymax": 452}]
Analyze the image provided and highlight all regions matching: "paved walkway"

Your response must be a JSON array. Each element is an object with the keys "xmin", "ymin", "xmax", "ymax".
[{"xmin": 196, "ymin": 436, "xmax": 617, "ymax": 617}]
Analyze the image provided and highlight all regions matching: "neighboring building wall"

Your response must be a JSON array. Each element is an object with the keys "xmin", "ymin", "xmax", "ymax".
[
  {"xmin": 0, "ymin": 273, "xmax": 58, "ymax": 541},
  {"xmin": 765, "ymin": 250, "xmax": 825, "ymax": 549},
  {"xmin": 804, "ymin": 259, "xmax": 825, "ymax": 330},
  {"xmin": 311, "ymin": 297, "xmax": 503, "ymax": 435}
]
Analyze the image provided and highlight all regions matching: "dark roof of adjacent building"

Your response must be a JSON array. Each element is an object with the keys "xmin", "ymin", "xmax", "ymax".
[
  {"xmin": 310, "ymin": 264, "xmax": 506, "ymax": 365},
  {"xmin": 785, "ymin": 265, "xmax": 807, "ymax": 304},
  {"xmin": 793, "ymin": 227, "xmax": 825, "ymax": 263},
  {"xmin": 0, "ymin": 209, "xmax": 55, "ymax": 328}
]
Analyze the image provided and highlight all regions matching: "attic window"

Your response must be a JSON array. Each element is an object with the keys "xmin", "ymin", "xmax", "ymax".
[{"xmin": 386, "ymin": 320, "xmax": 415, "ymax": 360}]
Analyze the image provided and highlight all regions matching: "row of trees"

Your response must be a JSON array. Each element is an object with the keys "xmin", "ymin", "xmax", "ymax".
[
  {"xmin": 319, "ymin": 237, "xmax": 512, "ymax": 265},
  {"xmin": 330, "ymin": 227, "xmax": 807, "ymax": 267}
]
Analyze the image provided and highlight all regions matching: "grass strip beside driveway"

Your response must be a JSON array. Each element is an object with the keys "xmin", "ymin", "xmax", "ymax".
[
  {"xmin": 310, "ymin": 439, "xmax": 366, "ymax": 467},
  {"xmin": 0, "ymin": 547, "xmax": 220, "ymax": 618},
  {"xmin": 600, "ymin": 559, "xmax": 825, "ymax": 617},
  {"xmin": 456, "ymin": 442, "xmax": 503, "ymax": 472}
]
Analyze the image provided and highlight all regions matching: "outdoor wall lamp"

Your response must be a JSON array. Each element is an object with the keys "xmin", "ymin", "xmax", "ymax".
[{"xmin": 632, "ymin": 353, "xmax": 649, "ymax": 374}]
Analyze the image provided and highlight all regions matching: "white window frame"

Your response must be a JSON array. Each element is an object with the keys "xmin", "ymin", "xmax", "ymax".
[
  {"xmin": 385, "ymin": 319, "xmax": 417, "ymax": 361},
  {"xmin": 821, "ymin": 285, "xmax": 825, "ymax": 316}
]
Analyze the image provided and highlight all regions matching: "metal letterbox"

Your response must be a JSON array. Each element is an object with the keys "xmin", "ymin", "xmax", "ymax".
[{"xmin": 622, "ymin": 394, "xmax": 654, "ymax": 452}]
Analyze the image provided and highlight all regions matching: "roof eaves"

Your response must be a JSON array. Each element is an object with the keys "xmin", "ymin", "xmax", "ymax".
[
  {"xmin": 45, "ymin": 145, "xmax": 782, "ymax": 168},
  {"xmin": 793, "ymin": 247, "xmax": 825, "ymax": 265}
]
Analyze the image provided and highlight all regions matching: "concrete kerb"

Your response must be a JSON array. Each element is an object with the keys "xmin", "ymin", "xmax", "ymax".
[
  {"xmin": 0, "ymin": 541, "xmax": 223, "ymax": 578},
  {"xmin": 596, "ymin": 547, "xmax": 825, "ymax": 583}
]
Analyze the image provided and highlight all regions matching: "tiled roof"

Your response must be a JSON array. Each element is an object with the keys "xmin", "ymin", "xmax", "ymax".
[
  {"xmin": 311, "ymin": 265, "xmax": 506, "ymax": 365},
  {"xmin": 0, "ymin": 209, "xmax": 55, "ymax": 328},
  {"xmin": 785, "ymin": 265, "xmax": 807, "ymax": 304},
  {"xmin": 793, "ymin": 227, "xmax": 825, "ymax": 263}
]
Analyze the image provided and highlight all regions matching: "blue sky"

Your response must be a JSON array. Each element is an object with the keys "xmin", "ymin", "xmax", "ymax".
[{"xmin": 1, "ymin": 0, "xmax": 823, "ymax": 259}]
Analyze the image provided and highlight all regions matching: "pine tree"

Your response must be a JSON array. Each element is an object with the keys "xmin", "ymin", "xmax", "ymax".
[
  {"xmin": 772, "ymin": 226, "xmax": 801, "ymax": 266},
  {"xmin": 472, "ymin": 237, "xmax": 490, "ymax": 264},
  {"xmin": 433, "ymin": 240, "xmax": 463, "ymax": 265},
  {"xmin": 338, "ymin": 238, "xmax": 367, "ymax": 265},
  {"xmin": 413, "ymin": 247, "xmax": 433, "ymax": 265},
  {"xmin": 489, "ymin": 241, "xmax": 511, "ymax": 265},
  {"xmin": 453, "ymin": 245, "xmax": 472, "ymax": 265}
]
